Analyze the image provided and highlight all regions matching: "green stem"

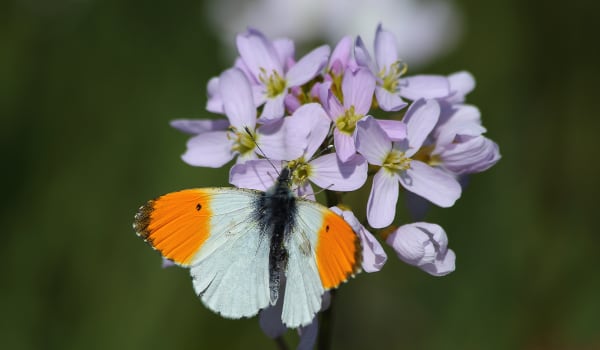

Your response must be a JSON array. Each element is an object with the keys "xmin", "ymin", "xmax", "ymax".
[
  {"xmin": 274, "ymin": 336, "xmax": 289, "ymax": 350},
  {"xmin": 317, "ymin": 289, "xmax": 337, "ymax": 350},
  {"xmin": 317, "ymin": 190, "xmax": 342, "ymax": 350}
]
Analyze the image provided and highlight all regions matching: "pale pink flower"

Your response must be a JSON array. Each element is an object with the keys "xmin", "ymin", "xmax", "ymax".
[
  {"xmin": 356, "ymin": 100, "xmax": 461, "ymax": 228},
  {"xmin": 230, "ymin": 103, "xmax": 367, "ymax": 198},
  {"xmin": 236, "ymin": 28, "xmax": 330, "ymax": 121},
  {"xmin": 355, "ymin": 24, "xmax": 452, "ymax": 111},
  {"xmin": 179, "ymin": 68, "xmax": 293, "ymax": 167},
  {"xmin": 387, "ymin": 222, "xmax": 455, "ymax": 276}
]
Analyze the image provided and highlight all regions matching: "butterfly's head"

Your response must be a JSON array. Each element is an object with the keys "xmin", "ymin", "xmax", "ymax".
[{"xmin": 277, "ymin": 166, "xmax": 293, "ymax": 186}]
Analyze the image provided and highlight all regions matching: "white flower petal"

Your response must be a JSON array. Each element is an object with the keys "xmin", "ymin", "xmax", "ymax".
[
  {"xmin": 355, "ymin": 116, "xmax": 392, "ymax": 166},
  {"xmin": 387, "ymin": 222, "xmax": 455, "ymax": 276},
  {"xmin": 181, "ymin": 131, "xmax": 234, "ymax": 168},
  {"xmin": 229, "ymin": 160, "xmax": 280, "ymax": 191},
  {"xmin": 236, "ymin": 28, "xmax": 282, "ymax": 77},
  {"xmin": 220, "ymin": 68, "xmax": 257, "ymax": 129},
  {"xmin": 403, "ymin": 99, "xmax": 440, "ymax": 156},
  {"xmin": 170, "ymin": 119, "xmax": 229, "ymax": 135},
  {"xmin": 259, "ymin": 93, "xmax": 287, "ymax": 121},
  {"xmin": 286, "ymin": 45, "xmax": 330, "ymax": 86},
  {"xmin": 310, "ymin": 153, "xmax": 367, "ymax": 191},
  {"xmin": 400, "ymin": 160, "xmax": 461, "ymax": 208},
  {"xmin": 367, "ymin": 169, "xmax": 399, "ymax": 228},
  {"xmin": 374, "ymin": 24, "xmax": 399, "ymax": 71},
  {"xmin": 287, "ymin": 103, "xmax": 330, "ymax": 159}
]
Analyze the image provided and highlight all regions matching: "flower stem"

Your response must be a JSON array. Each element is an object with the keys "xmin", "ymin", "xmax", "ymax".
[
  {"xmin": 317, "ymin": 289, "xmax": 337, "ymax": 350},
  {"xmin": 274, "ymin": 336, "xmax": 289, "ymax": 350},
  {"xmin": 318, "ymin": 190, "xmax": 342, "ymax": 350}
]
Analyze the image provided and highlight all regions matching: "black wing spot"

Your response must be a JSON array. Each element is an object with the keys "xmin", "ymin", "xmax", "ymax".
[
  {"xmin": 326, "ymin": 225, "xmax": 330, "ymax": 232},
  {"xmin": 196, "ymin": 203, "xmax": 202, "ymax": 211}
]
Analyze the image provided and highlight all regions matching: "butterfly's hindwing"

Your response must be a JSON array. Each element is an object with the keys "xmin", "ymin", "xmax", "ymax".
[
  {"xmin": 281, "ymin": 200, "xmax": 362, "ymax": 327},
  {"xmin": 133, "ymin": 170, "xmax": 362, "ymax": 327}
]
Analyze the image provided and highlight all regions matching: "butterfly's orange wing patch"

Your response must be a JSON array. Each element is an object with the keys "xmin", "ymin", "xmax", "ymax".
[
  {"xmin": 133, "ymin": 189, "xmax": 213, "ymax": 266},
  {"xmin": 314, "ymin": 210, "xmax": 362, "ymax": 290}
]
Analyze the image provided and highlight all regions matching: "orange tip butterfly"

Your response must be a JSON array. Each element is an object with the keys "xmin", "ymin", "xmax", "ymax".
[{"xmin": 133, "ymin": 166, "xmax": 362, "ymax": 328}]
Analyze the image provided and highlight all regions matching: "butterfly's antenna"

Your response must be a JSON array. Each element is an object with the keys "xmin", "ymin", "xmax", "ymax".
[
  {"xmin": 309, "ymin": 144, "xmax": 335, "ymax": 163},
  {"xmin": 243, "ymin": 126, "xmax": 281, "ymax": 176},
  {"xmin": 310, "ymin": 183, "xmax": 335, "ymax": 199}
]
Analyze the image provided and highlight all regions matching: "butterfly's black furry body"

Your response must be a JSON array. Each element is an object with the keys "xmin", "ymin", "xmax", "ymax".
[{"xmin": 253, "ymin": 167, "xmax": 297, "ymax": 305}]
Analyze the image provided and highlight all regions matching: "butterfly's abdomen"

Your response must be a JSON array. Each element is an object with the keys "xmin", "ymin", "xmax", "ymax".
[{"xmin": 255, "ymin": 178, "xmax": 297, "ymax": 304}]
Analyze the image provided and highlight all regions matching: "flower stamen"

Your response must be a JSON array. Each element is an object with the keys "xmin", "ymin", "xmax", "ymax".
[
  {"xmin": 383, "ymin": 149, "xmax": 411, "ymax": 173},
  {"xmin": 378, "ymin": 61, "xmax": 408, "ymax": 93},
  {"xmin": 287, "ymin": 158, "xmax": 312, "ymax": 186},
  {"xmin": 335, "ymin": 105, "xmax": 363, "ymax": 135},
  {"xmin": 229, "ymin": 127, "xmax": 257, "ymax": 157},
  {"xmin": 259, "ymin": 68, "xmax": 287, "ymax": 98}
]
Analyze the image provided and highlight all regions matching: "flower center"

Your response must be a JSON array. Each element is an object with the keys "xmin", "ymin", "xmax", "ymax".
[
  {"xmin": 287, "ymin": 158, "xmax": 312, "ymax": 186},
  {"xmin": 383, "ymin": 149, "xmax": 411, "ymax": 172},
  {"xmin": 229, "ymin": 127, "xmax": 257, "ymax": 157},
  {"xmin": 335, "ymin": 105, "xmax": 363, "ymax": 135},
  {"xmin": 259, "ymin": 68, "xmax": 287, "ymax": 98},
  {"xmin": 378, "ymin": 61, "xmax": 407, "ymax": 93}
]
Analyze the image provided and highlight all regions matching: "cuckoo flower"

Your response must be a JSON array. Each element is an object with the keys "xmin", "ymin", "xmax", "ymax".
[
  {"xmin": 417, "ymin": 103, "xmax": 501, "ymax": 176},
  {"xmin": 356, "ymin": 100, "xmax": 461, "ymax": 228},
  {"xmin": 322, "ymin": 68, "xmax": 376, "ymax": 162},
  {"xmin": 386, "ymin": 222, "xmax": 455, "ymax": 276},
  {"xmin": 324, "ymin": 36, "xmax": 358, "ymax": 98},
  {"xmin": 205, "ymin": 58, "xmax": 261, "ymax": 114},
  {"xmin": 328, "ymin": 36, "xmax": 355, "ymax": 77},
  {"xmin": 179, "ymin": 68, "xmax": 292, "ymax": 167},
  {"xmin": 403, "ymin": 104, "xmax": 499, "ymax": 220},
  {"xmin": 230, "ymin": 103, "xmax": 367, "ymax": 199},
  {"xmin": 170, "ymin": 118, "xmax": 230, "ymax": 135},
  {"xmin": 160, "ymin": 21, "xmax": 499, "ymax": 350},
  {"xmin": 236, "ymin": 28, "xmax": 330, "ymax": 121},
  {"xmin": 354, "ymin": 24, "xmax": 451, "ymax": 111},
  {"xmin": 445, "ymin": 71, "xmax": 476, "ymax": 104}
]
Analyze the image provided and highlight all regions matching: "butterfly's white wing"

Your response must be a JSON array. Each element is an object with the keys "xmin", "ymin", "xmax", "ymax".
[
  {"xmin": 134, "ymin": 188, "xmax": 271, "ymax": 320},
  {"xmin": 281, "ymin": 200, "xmax": 362, "ymax": 328},
  {"xmin": 133, "ymin": 187, "xmax": 362, "ymax": 327}
]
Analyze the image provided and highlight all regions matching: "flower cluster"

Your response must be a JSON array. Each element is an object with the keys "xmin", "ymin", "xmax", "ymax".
[{"xmin": 172, "ymin": 23, "xmax": 500, "ymax": 341}]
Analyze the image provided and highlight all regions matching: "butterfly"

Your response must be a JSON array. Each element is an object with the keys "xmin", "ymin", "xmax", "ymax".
[{"xmin": 132, "ymin": 166, "xmax": 362, "ymax": 328}]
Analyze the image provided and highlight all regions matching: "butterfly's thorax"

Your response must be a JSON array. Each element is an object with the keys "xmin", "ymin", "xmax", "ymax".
[{"xmin": 254, "ymin": 168, "xmax": 297, "ymax": 304}]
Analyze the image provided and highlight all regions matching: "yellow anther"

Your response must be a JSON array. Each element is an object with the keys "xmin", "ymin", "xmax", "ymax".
[
  {"xmin": 287, "ymin": 158, "xmax": 312, "ymax": 185},
  {"xmin": 229, "ymin": 127, "xmax": 257, "ymax": 157},
  {"xmin": 378, "ymin": 61, "xmax": 408, "ymax": 93},
  {"xmin": 383, "ymin": 149, "xmax": 411, "ymax": 172},
  {"xmin": 259, "ymin": 68, "xmax": 287, "ymax": 98},
  {"xmin": 335, "ymin": 105, "xmax": 363, "ymax": 135}
]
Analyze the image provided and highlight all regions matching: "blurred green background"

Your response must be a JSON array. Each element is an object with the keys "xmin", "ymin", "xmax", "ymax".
[{"xmin": 2, "ymin": 0, "xmax": 599, "ymax": 349}]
